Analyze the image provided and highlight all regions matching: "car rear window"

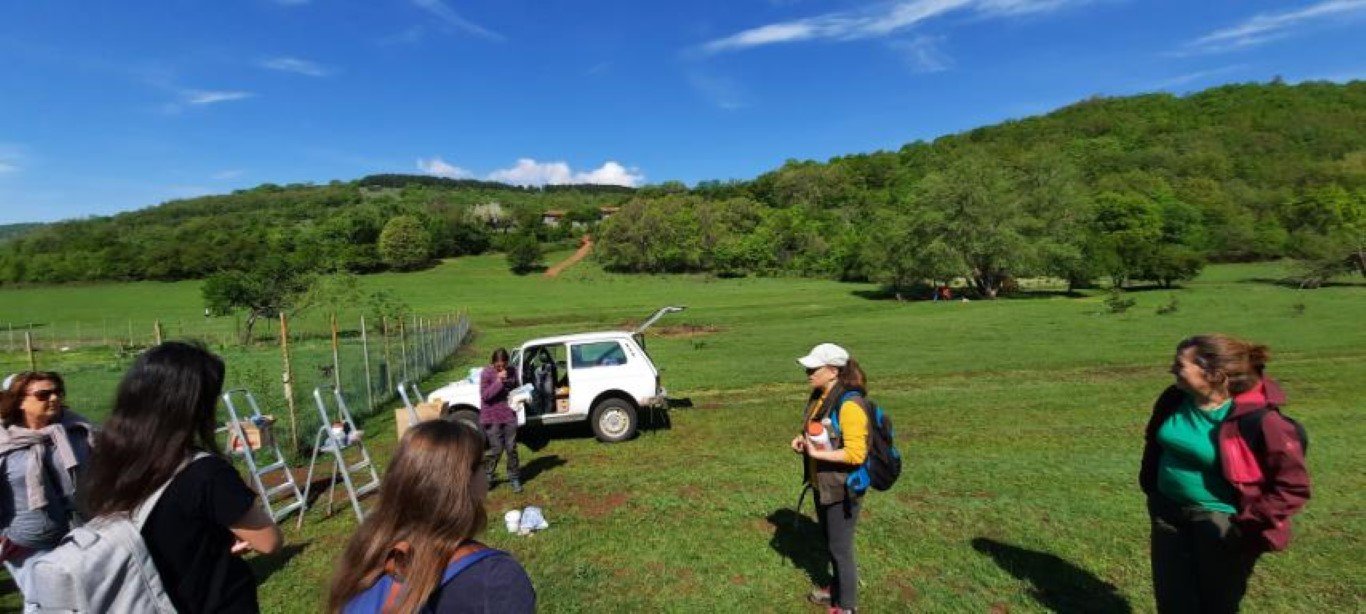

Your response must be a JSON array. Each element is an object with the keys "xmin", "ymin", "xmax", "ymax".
[{"xmin": 571, "ymin": 341, "xmax": 628, "ymax": 368}]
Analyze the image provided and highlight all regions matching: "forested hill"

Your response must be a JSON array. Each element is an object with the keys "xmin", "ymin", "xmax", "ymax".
[
  {"xmin": 0, "ymin": 177, "xmax": 635, "ymax": 283},
  {"xmin": 0, "ymin": 223, "xmax": 43, "ymax": 244},
  {"xmin": 2, "ymin": 80, "xmax": 1364, "ymax": 289}
]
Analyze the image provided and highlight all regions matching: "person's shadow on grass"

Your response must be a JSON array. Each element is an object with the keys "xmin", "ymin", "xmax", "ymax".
[
  {"xmin": 971, "ymin": 537, "xmax": 1131, "ymax": 613},
  {"xmin": 766, "ymin": 509, "xmax": 830, "ymax": 588},
  {"xmin": 248, "ymin": 541, "xmax": 310, "ymax": 586},
  {"xmin": 519, "ymin": 454, "xmax": 567, "ymax": 485}
]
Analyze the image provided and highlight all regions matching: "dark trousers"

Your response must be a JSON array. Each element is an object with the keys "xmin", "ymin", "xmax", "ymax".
[
  {"xmin": 483, "ymin": 422, "xmax": 520, "ymax": 480},
  {"xmin": 1149, "ymin": 495, "xmax": 1260, "ymax": 614},
  {"xmin": 816, "ymin": 496, "xmax": 860, "ymax": 610}
]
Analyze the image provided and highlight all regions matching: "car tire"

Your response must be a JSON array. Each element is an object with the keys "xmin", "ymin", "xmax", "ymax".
[{"xmin": 590, "ymin": 397, "xmax": 638, "ymax": 443}]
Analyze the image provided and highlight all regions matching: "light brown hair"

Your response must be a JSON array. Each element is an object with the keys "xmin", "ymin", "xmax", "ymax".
[
  {"xmin": 328, "ymin": 420, "xmax": 489, "ymax": 613},
  {"xmin": 838, "ymin": 358, "xmax": 867, "ymax": 393},
  {"xmin": 1, "ymin": 371, "xmax": 65, "ymax": 427},
  {"xmin": 1176, "ymin": 334, "xmax": 1270, "ymax": 395}
]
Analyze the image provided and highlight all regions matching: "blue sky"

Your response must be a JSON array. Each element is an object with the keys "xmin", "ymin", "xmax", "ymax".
[{"xmin": 2, "ymin": 0, "xmax": 1364, "ymax": 224}]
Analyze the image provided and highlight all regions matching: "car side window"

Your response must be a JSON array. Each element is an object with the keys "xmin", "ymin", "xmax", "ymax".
[{"xmin": 571, "ymin": 341, "xmax": 628, "ymax": 369}]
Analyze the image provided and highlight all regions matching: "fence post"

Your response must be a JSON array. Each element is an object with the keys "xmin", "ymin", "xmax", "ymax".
[
  {"xmin": 398, "ymin": 317, "xmax": 409, "ymax": 383},
  {"xmin": 153, "ymin": 320, "xmax": 164, "ymax": 345},
  {"xmin": 330, "ymin": 313, "xmax": 342, "ymax": 391},
  {"xmin": 381, "ymin": 316, "xmax": 393, "ymax": 393},
  {"xmin": 25, "ymin": 331, "xmax": 36, "ymax": 370},
  {"xmin": 8, "ymin": 322, "xmax": 13, "ymax": 352},
  {"xmin": 127, "ymin": 319, "xmax": 134, "ymax": 347},
  {"xmin": 360, "ymin": 315, "xmax": 374, "ymax": 412},
  {"xmin": 279, "ymin": 313, "xmax": 299, "ymax": 452}
]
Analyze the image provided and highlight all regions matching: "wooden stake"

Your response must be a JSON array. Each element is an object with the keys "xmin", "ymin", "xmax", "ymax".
[
  {"xmin": 279, "ymin": 313, "xmax": 299, "ymax": 452},
  {"xmin": 360, "ymin": 315, "xmax": 374, "ymax": 412},
  {"xmin": 330, "ymin": 313, "xmax": 342, "ymax": 391},
  {"xmin": 153, "ymin": 320, "xmax": 164, "ymax": 345},
  {"xmin": 25, "ymin": 331, "xmax": 36, "ymax": 371}
]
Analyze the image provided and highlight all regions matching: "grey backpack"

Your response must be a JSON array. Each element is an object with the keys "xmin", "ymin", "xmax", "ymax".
[{"xmin": 22, "ymin": 453, "xmax": 209, "ymax": 613}]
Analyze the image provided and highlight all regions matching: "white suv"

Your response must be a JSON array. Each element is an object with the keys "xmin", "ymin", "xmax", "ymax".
[{"xmin": 427, "ymin": 307, "xmax": 683, "ymax": 442}]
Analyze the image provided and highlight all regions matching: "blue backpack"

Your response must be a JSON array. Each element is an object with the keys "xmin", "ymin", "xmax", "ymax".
[
  {"xmin": 344, "ymin": 547, "xmax": 504, "ymax": 614},
  {"xmin": 830, "ymin": 391, "xmax": 903, "ymax": 496}
]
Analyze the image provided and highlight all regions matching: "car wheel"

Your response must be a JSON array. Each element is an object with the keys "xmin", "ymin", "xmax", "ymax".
[{"xmin": 590, "ymin": 398, "xmax": 638, "ymax": 443}]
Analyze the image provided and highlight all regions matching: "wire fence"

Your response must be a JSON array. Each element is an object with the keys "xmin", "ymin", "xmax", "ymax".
[{"xmin": 0, "ymin": 311, "xmax": 472, "ymax": 457}]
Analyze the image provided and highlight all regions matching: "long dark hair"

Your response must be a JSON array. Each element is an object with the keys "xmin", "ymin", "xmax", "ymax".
[
  {"xmin": 82, "ymin": 342, "xmax": 226, "ymax": 516},
  {"xmin": 328, "ymin": 420, "xmax": 489, "ymax": 613}
]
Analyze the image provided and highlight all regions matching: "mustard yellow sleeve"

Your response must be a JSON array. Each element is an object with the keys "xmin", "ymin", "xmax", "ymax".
[{"xmin": 837, "ymin": 400, "xmax": 869, "ymax": 465}]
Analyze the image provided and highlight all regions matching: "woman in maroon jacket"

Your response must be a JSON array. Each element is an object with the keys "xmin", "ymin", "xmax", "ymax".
[
  {"xmin": 480, "ymin": 348, "xmax": 522, "ymax": 493},
  {"xmin": 1140, "ymin": 334, "xmax": 1310, "ymax": 613}
]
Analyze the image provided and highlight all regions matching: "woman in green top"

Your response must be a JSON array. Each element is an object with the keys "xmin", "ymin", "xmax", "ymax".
[{"xmin": 1140, "ymin": 334, "xmax": 1270, "ymax": 614}]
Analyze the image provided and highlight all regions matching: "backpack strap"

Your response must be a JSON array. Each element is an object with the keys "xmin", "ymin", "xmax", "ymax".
[
  {"xmin": 1236, "ymin": 408, "xmax": 1270, "ymax": 458},
  {"xmin": 133, "ymin": 452, "xmax": 212, "ymax": 529}
]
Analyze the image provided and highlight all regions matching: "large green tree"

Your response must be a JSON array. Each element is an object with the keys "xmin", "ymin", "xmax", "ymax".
[{"xmin": 377, "ymin": 215, "xmax": 432, "ymax": 271}]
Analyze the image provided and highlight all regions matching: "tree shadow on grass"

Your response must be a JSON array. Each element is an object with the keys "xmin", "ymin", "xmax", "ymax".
[
  {"xmin": 767, "ymin": 508, "xmax": 830, "ymax": 588},
  {"xmin": 1238, "ymin": 277, "xmax": 1363, "ymax": 289},
  {"xmin": 519, "ymin": 454, "xmax": 566, "ymax": 485},
  {"xmin": 972, "ymin": 538, "xmax": 1131, "ymax": 613},
  {"xmin": 248, "ymin": 541, "xmax": 310, "ymax": 586}
]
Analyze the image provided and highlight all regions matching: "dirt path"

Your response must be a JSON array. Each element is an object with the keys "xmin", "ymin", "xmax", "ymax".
[{"xmin": 544, "ymin": 235, "xmax": 594, "ymax": 277}]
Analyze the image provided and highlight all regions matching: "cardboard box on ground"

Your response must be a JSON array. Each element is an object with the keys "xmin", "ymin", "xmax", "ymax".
[
  {"xmin": 395, "ymin": 401, "xmax": 444, "ymax": 438},
  {"xmin": 229, "ymin": 416, "xmax": 276, "ymax": 452}
]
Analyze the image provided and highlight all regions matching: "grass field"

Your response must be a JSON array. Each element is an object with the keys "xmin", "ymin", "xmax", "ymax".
[{"xmin": 1, "ymin": 256, "xmax": 1363, "ymax": 612}]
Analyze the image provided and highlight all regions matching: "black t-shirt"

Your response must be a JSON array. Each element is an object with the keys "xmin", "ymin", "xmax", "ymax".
[
  {"xmin": 141, "ymin": 455, "xmax": 260, "ymax": 613},
  {"xmin": 430, "ymin": 553, "xmax": 536, "ymax": 613}
]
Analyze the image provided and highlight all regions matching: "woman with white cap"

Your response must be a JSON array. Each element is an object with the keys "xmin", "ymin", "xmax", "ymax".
[{"xmin": 790, "ymin": 342, "xmax": 869, "ymax": 614}]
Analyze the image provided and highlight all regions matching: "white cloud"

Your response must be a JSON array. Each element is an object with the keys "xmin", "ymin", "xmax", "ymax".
[
  {"xmin": 417, "ymin": 157, "xmax": 473, "ymax": 179},
  {"xmin": 185, "ymin": 90, "xmax": 254, "ymax": 105},
  {"xmin": 487, "ymin": 159, "xmax": 645, "ymax": 187},
  {"xmin": 697, "ymin": 0, "xmax": 1088, "ymax": 54},
  {"xmin": 1183, "ymin": 0, "xmax": 1366, "ymax": 55},
  {"xmin": 261, "ymin": 56, "xmax": 333, "ymax": 77},
  {"xmin": 411, "ymin": 0, "xmax": 503, "ymax": 41},
  {"xmin": 891, "ymin": 35, "xmax": 952, "ymax": 72}
]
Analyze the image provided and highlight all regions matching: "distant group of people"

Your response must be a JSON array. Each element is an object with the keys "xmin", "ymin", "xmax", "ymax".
[
  {"xmin": 0, "ymin": 331, "xmax": 1311, "ymax": 613},
  {"xmin": 790, "ymin": 335, "xmax": 1310, "ymax": 614}
]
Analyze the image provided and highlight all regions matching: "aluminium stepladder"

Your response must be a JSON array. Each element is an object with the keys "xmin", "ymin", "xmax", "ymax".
[
  {"xmin": 298, "ymin": 386, "xmax": 381, "ymax": 527},
  {"xmin": 220, "ymin": 389, "xmax": 307, "ymax": 523},
  {"xmin": 396, "ymin": 380, "xmax": 426, "ymax": 428}
]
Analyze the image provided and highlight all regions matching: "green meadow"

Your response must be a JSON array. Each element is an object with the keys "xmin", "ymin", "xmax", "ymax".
[{"xmin": 1, "ymin": 256, "xmax": 1362, "ymax": 612}]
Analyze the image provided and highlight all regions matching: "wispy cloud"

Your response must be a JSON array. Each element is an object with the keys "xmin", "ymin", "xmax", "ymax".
[
  {"xmin": 890, "ymin": 35, "xmax": 952, "ymax": 72},
  {"xmin": 1182, "ymin": 0, "xmax": 1366, "ymax": 55},
  {"xmin": 0, "ymin": 147, "xmax": 20, "ymax": 174},
  {"xmin": 488, "ymin": 159, "xmax": 645, "ymax": 187},
  {"xmin": 185, "ymin": 90, "xmax": 254, "ymax": 105},
  {"xmin": 696, "ymin": 0, "xmax": 1087, "ymax": 55},
  {"xmin": 261, "ymin": 56, "xmax": 333, "ymax": 77},
  {"xmin": 687, "ymin": 71, "xmax": 751, "ymax": 110},
  {"xmin": 411, "ymin": 0, "xmax": 504, "ymax": 41},
  {"xmin": 212, "ymin": 169, "xmax": 246, "ymax": 181},
  {"xmin": 587, "ymin": 62, "xmax": 613, "ymax": 76},
  {"xmin": 417, "ymin": 157, "xmax": 473, "ymax": 179},
  {"xmin": 1149, "ymin": 64, "xmax": 1248, "ymax": 90},
  {"xmin": 378, "ymin": 26, "xmax": 427, "ymax": 46}
]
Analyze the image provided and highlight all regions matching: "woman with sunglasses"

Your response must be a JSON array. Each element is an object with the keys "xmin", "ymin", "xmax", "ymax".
[
  {"xmin": 789, "ymin": 343, "xmax": 869, "ymax": 614},
  {"xmin": 0, "ymin": 371, "xmax": 95, "ymax": 594}
]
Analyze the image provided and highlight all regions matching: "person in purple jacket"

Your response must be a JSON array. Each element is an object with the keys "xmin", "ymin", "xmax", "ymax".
[{"xmin": 479, "ymin": 348, "xmax": 522, "ymax": 493}]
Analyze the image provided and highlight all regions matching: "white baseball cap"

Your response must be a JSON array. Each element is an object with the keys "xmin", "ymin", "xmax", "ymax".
[{"xmin": 797, "ymin": 343, "xmax": 849, "ymax": 369}]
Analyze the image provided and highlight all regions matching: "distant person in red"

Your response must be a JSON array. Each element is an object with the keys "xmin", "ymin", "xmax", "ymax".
[
  {"xmin": 1140, "ymin": 334, "xmax": 1310, "ymax": 613},
  {"xmin": 479, "ymin": 348, "xmax": 521, "ymax": 494},
  {"xmin": 939, "ymin": 285, "xmax": 952, "ymax": 301}
]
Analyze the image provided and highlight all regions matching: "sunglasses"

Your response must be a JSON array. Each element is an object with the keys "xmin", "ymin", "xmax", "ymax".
[
  {"xmin": 804, "ymin": 367, "xmax": 820, "ymax": 376},
  {"xmin": 29, "ymin": 389, "xmax": 62, "ymax": 402}
]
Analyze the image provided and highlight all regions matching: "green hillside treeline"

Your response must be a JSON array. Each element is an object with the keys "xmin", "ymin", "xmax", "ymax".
[{"xmin": 3, "ymin": 80, "xmax": 1364, "ymax": 292}]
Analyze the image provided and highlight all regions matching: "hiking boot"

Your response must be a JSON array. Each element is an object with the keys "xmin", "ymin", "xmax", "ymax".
[
  {"xmin": 509, "ymin": 478, "xmax": 523, "ymax": 494},
  {"xmin": 807, "ymin": 586, "xmax": 831, "ymax": 606}
]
